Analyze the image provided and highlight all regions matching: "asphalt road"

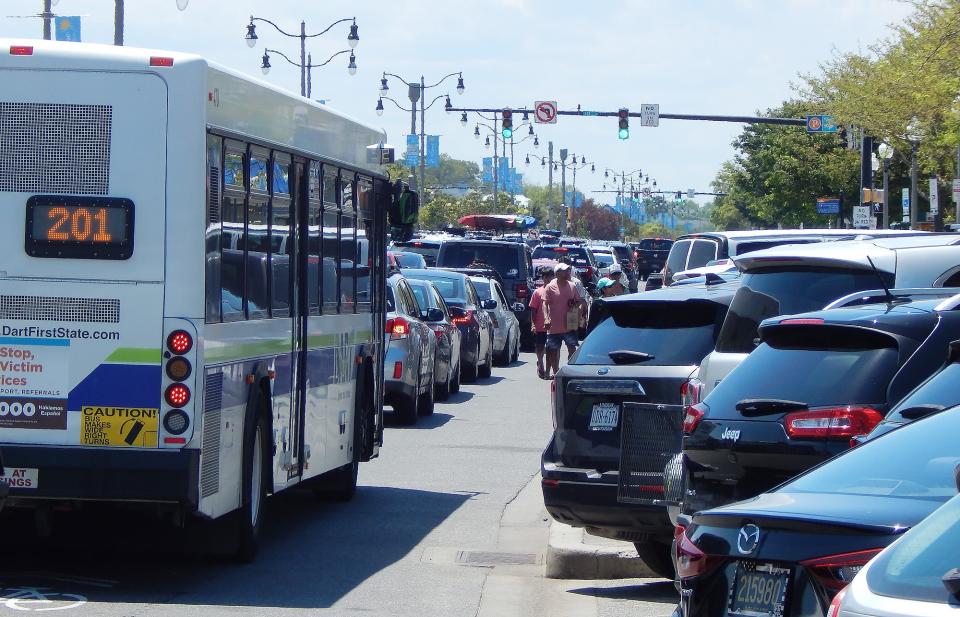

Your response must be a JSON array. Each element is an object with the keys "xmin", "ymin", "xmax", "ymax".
[{"xmin": 0, "ymin": 353, "xmax": 676, "ymax": 616}]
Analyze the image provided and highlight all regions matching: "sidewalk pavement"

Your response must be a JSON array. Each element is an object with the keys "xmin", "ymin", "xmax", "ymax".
[{"xmin": 545, "ymin": 520, "xmax": 656, "ymax": 580}]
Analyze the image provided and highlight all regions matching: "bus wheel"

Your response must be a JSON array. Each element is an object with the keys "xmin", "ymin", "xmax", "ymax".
[{"xmin": 231, "ymin": 411, "xmax": 269, "ymax": 563}]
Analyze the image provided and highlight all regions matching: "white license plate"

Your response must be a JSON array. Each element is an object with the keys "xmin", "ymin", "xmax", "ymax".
[
  {"xmin": 589, "ymin": 403, "xmax": 620, "ymax": 431},
  {"xmin": 0, "ymin": 467, "xmax": 38, "ymax": 489}
]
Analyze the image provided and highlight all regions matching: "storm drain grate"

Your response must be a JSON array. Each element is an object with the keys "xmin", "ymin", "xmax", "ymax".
[{"xmin": 456, "ymin": 551, "xmax": 540, "ymax": 566}]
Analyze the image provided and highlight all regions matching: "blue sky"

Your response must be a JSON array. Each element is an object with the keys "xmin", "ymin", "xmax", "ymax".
[{"xmin": 3, "ymin": 0, "xmax": 912, "ymax": 204}]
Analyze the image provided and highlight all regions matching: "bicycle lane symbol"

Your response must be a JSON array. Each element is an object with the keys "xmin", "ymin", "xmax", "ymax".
[{"xmin": 0, "ymin": 587, "xmax": 87, "ymax": 612}]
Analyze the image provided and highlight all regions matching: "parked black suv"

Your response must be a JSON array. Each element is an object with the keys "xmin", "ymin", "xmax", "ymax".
[
  {"xmin": 435, "ymin": 240, "xmax": 535, "ymax": 349},
  {"xmin": 681, "ymin": 291, "xmax": 960, "ymax": 517},
  {"xmin": 632, "ymin": 238, "xmax": 673, "ymax": 280},
  {"xmin": 541, "ymin": 280, "xmax": 737, "ymax": 578}
]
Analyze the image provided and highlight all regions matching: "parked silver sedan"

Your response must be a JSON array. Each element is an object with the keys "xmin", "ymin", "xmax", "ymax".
[
  {"xmin": 406, "ymin": 278, "xmax": 462, "ymax": 401},
  {"xmin": 470, "ymin": 275, "xmax": 521, "ymax": 366},
  {"xmin": 384, "ymin": 273, "xmax": 437, "ymax": 425}
]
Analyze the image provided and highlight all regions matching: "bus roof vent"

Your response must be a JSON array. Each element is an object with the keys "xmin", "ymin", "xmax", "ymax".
[
  {"xmin": 0, "ymin": 102, "xmax": 112, "ymax": 195},
  {"xmin": 0, "ymin": 295, "xmax": 119, "ymax": 323}
]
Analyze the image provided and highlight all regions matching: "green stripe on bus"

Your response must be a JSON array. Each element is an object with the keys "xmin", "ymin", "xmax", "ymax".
[
  {"xmin": 105, "ymin": 348, "xmax": 162, "ymax": 364},
  {"xmin": 205, "ymin": 339, "xmax": 292, "ymax": 364}
]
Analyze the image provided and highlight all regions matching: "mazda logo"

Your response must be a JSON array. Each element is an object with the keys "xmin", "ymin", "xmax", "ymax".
[{"xmin": 737, "ymin": 524, "xmax": 761, "ymax": 555}]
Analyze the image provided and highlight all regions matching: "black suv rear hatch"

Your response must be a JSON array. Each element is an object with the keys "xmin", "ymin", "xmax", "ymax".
[{"xmin": 553, "ymin": 297, "xmax": 729, "ymax": 491}]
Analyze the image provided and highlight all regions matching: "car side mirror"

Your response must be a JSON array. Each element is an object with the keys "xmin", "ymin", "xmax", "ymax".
[
  {"xmin": 480, "ymin": 299, "xmax": 497, "ymax": 310},
  {"xmin": 512, "ymin": 302, "xmax": 525, "ymax": 313},
  {"xmin": 423, "ymin": 307, "xmax": 445, "ymax": 322}
]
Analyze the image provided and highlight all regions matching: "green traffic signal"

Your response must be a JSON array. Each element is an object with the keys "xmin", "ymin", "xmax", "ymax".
[
  {"xmin": 618, "ymin": 128, "xmax": 629, "ymax": 140},
  {"xmin": 502, "ymin": 127, "xmax": 513, "ymax": 139}
]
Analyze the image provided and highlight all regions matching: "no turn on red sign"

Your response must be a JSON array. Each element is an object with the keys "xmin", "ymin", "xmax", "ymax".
[{"xmin": 534, "ymin": 101, "xmax": 557, "ymax": 124}]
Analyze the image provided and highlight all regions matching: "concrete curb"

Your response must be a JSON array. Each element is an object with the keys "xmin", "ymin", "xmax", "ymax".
[{"xmin": 544, "ymin": 520, "xmax": 655, "ymax": 579}]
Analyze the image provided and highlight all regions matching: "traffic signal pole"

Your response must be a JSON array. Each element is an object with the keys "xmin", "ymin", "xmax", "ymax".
[{"xmin": 448, "ymin": 106, "xmax": 807, "ymax": 127}]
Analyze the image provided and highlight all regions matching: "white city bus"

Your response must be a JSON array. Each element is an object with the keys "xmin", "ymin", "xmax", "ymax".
[{"xmin": 0, "ymin": 39, "xmax": 390, "ymax": 559}]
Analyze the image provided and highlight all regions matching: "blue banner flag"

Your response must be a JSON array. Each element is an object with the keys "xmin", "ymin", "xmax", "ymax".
[
  {"xmin": 55, "ymin": 16, "xmax": 81, "ymax": 42},
  {"xmin": 405, "ymin": 134, "xmax": 419, "ymax": 168},
  {"xmin": 425, "ymin": 135, "xmax": 440, "ymax": 168},
  {"xmin": 482, "ymin": 157, "xmax": 493, "ymax": 183}
]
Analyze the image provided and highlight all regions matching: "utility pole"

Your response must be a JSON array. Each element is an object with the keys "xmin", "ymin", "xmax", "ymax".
[
  {"xmin": 419, "ymin": 76, "xmax": 426, "ymax": 207},
  {"xmin": 114, "ymin": 0, "xmax": 123, "ymax": 45},
  {"xmin": 882, "ymin": 158, "xmax": 890, "ymax": 230},
  {"xmin": 547, "ymin": 141, "xmax": 554, "ymax": 226},
  {"xmin": 859, "ymin": 135, "xmax": 873, "ymax": 228},
  {"xmin": 560, "ymin": 149, "xmax": 568, "ymax": 233},
  {"xmin": 407, "ymin": 83, "xmax": 419, "ymax": 191},
  {"xmin": 42, "ymin": 0, "xmax": 53, "ymax": 40}
]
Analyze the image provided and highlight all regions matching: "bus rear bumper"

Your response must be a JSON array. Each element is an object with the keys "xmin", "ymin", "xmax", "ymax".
[{"xmin": 1, "ymin": 444, "xmax": 200, "ymax": 508}]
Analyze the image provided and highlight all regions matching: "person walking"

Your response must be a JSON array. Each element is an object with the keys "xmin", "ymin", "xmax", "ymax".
[
  {"xmin": 542, "ymin": 262, "xmax": 587, "ymax": 379},
  {"xmin": 527, "ymin": 266, "xmax": 554, "ymax": 379}
]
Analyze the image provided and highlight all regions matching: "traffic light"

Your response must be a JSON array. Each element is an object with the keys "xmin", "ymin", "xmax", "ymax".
[
  {"xmin": 618, "ymin": 108, "xmax": 629, "ymax": 140},
  {"xmin": 502, "ymin": 109, "xmax": 513, "ymax": 139}
]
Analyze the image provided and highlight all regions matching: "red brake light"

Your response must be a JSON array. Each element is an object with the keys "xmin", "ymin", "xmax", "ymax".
[
  {"xmin": 683, "ymin": 402, "xmax": 708, "ymax": 435},
  {"xmin": 386, "ymin": 316, "xmax": 410, "ymax": 339},
  {"xmin": 165, "ymin": 383, "xmax": 191, "ymax": 408},
  {"xmin": 413, "ymin": 241, "xmax": 423, "ymax": 247},
  {"xmin": 780, "ymin": 318, "xmax": 825, "ymax": 325},
  {"xmin": 167, "ymin": 330, "xmax": 193, "ymax": 355},
  {"xmin": 433, "ymin": 328, "xmax": 444, "ymax": 339},
  {"xmin": 801, "ymin": 548, "xmax": 882, "ymax": 592},
  {"xmin": 554, "ymin": 247, "xmax": 568, "ymax": 253},
  {"xmin": 784, "ymin": 406, "xmax": 883, "ymax": 440},
  {"xmin": 674, "ymin": 525, "xmax": 723, "ymax": 579},
  {"xmin": 451, "ymin": 309, "xmax": 475, "ymax": 327},
  {"xmin": 393, "ymin": 361, "xmax": 403, "ymax": 379},
  {"xmin": 826, "ymin": 587, "xmax": 847, "ymax": 617},
  {"xmin": 149, "ymin": 56, "xmax": 175, "ymax": 67},
  {"xmin": 10, "ymin": 45, "xmax": 34, "ymax": 56},
  {"xmin": 515, "ymin": 283, "xmax": 529, "ymax": 299}
]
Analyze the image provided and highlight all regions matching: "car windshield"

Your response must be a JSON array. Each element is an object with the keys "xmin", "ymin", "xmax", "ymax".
[
  {"xmin": 393, "ymin": 242, "xmax": 439, "ymax": 265},
  {"xmin": 407, "ymin": 274, "xmax": 465, "ymax": 301},
  {"xmin": 866, "ymin": 492, "xmax": 960, "ymax": 604},
  {"xmin": 533, "ymin": 246, "xmax": 592, "ymax": 266},
  {"xmin": 393, "ymin": 252, "xmax": 426, "ymax": 268},
  {"xmin": 784, "ymin": 406, "xmax": 960, "ymax": 500},
  {"xmin": 440, "ymin": 244, "xmax": 521, "ymax": 276},
  {"xmin": 408, "ymin": 282, "xmax": 438, "ymax": 311},
  {"xmin": 573, "ymin": 300, "xmax": 725, "ymax": 366},
  {"xmin": 640, "ymin": 240, "xmax": 673, "ymax": 251},
  {"xmin": 715, "ymin": 268, "xmax": 893, "ymax": 353}
]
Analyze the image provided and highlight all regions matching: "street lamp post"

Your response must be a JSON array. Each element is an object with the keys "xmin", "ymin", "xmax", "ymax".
[
  {"xmin": 907, "ymin": 119, "xmax": 922, "ymax": 229},
  {"xmin": 379, "ymin": 72, "xmax": 464, "ymax": 196},
  {"xmin": 261, "ymin": 48, "xmax": 355, "ymax": 98},
  {"xmin": 245, "ymin": 14, "xmax": 359, "ymax": 98}
]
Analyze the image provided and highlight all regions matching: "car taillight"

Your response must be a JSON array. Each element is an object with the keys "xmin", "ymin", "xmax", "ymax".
[
  {"xmin": 681, "ymin": 378, "xmax": 704, "ymax": 408},
  {"xmin": 674, "ymin": 525, "xmax": 722, "ymax": 579},
  {"xmin": 801, "ymin": 549, "xmax": 882, "ymax": 592},
  {"xmin": 385, "ymin": 317, "xmax": 410, "ymax": 339},
  {"xmin": 582, "ymin": 266, "xmax": 593, "ymax": 279},
  {"xmin": 683, "ymin": 402, "xmax": 708, "ymax": 435},
  {"xmin": 515, "ymin": 283, "xmax": 529, "ymax": 299},
  {"xmin": 826, "ymin": 588, "xmax": 846, "ymax": 617},
  {"xmin": 433, "ymin": 328, "xmax": 444, "ymax": 339},
  {"xmin": 451, "ymin": 310, "xmax": 475, "ymax": 327},
  {"xmin": 784, "ymin": 406, "xmax": 883, "ymax": 440},
  {"xmin": 393, "ymin": 361, "xmax": 403, "ymax": 379}
]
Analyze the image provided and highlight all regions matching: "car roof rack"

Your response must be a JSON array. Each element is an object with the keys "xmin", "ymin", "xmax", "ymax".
[{"xmin": 824, "ymin": 288, "xmax": 958, "ymax": 310}]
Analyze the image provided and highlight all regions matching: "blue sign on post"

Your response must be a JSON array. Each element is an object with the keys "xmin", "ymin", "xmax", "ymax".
[
  {"xmin": 816, "ymin": 198, "xmax": 840, "ymax": 215},
  {"xmin": 425, "ymin": 135, "xmax": 440, "ymax": 168},
  {"xmin": 806, "ymin": 115, "xmax": 839, "ymax": 133},
  {"xmin": 482, "ymin": 157, "xmax": 493, "ymax": 183},
  {"xmin": 405, "ymin": 134, "xmax": 419, "ymax": 168},
  {"xmin": 55, "ymin": 16, "xmax": 81, "ymax": 42}
]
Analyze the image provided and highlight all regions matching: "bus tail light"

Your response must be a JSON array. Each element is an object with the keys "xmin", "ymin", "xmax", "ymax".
[
  {"xmin": 163, "ymin": 409, "xmax": 190, "ymax": 435},
  {"xmin": 167, "ymin": 330, "xmax": 193, "ymax": 354},
  {"xmin": 166, "ymin": 357, "xmax": 192, "ymax": 381},
  {"xmin": 10, "ymin": 45, "xmax": 34, "ymax": 55},
  {"xmin": 165, "ymin": 383, "xmax": 191, "ymax": 408}
]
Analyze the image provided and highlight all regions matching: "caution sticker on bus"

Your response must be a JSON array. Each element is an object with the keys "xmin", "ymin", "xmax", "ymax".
[{"xmin": 80, "ymin": 406, "xmax": 159, "ymax": 447}]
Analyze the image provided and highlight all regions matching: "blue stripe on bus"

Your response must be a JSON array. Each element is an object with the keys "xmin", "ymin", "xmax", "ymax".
[
  {"xmin": 68, "ymin": 363, "xmax": 162, "ymax": 411},
  {"xmin": 0, "ymin": 337, "xmax": 70, "ymax": 346}
]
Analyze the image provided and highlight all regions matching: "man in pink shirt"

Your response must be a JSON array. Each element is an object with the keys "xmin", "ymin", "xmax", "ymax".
[
  {"xmin": 542, "ymin": 262, "xmax": 587, "ymax": 378},
  {"xmin": 527, "ymin": 266, "xmax": 554, "ymax": 378}
]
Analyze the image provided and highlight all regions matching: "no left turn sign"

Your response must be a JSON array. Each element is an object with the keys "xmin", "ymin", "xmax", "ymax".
[{"xmin": 534, "ymin": 101, "xmax": 557, "ymax": 124}]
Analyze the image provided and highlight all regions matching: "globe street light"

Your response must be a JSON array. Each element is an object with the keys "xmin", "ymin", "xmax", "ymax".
[
  {"xmin": 348, "ymin": 52, "xmax": 357, "ymax": 76},
  {"xmin": 460, "ymin": 112, "xmax": 468, "ymax": 127},
  {"xmin": 260, "ymin": 52, "xmax": 271, "ymax": 75},
  {"xmin": 376, "ymin": 98, "xmax": 384, "ymax": 116}
]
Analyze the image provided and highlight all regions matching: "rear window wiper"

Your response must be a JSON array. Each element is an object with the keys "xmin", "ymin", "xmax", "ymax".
[
  {"xmin": 897, "ymin": 404, "xmax": 946, "ymax": 420},
  {"xmin": 735, "ymin": 399, "xmax": 808, "ymax": 416},
  {"xmin": 608, "ymin": 350, "xmax": 655, "ymax": 365}
]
